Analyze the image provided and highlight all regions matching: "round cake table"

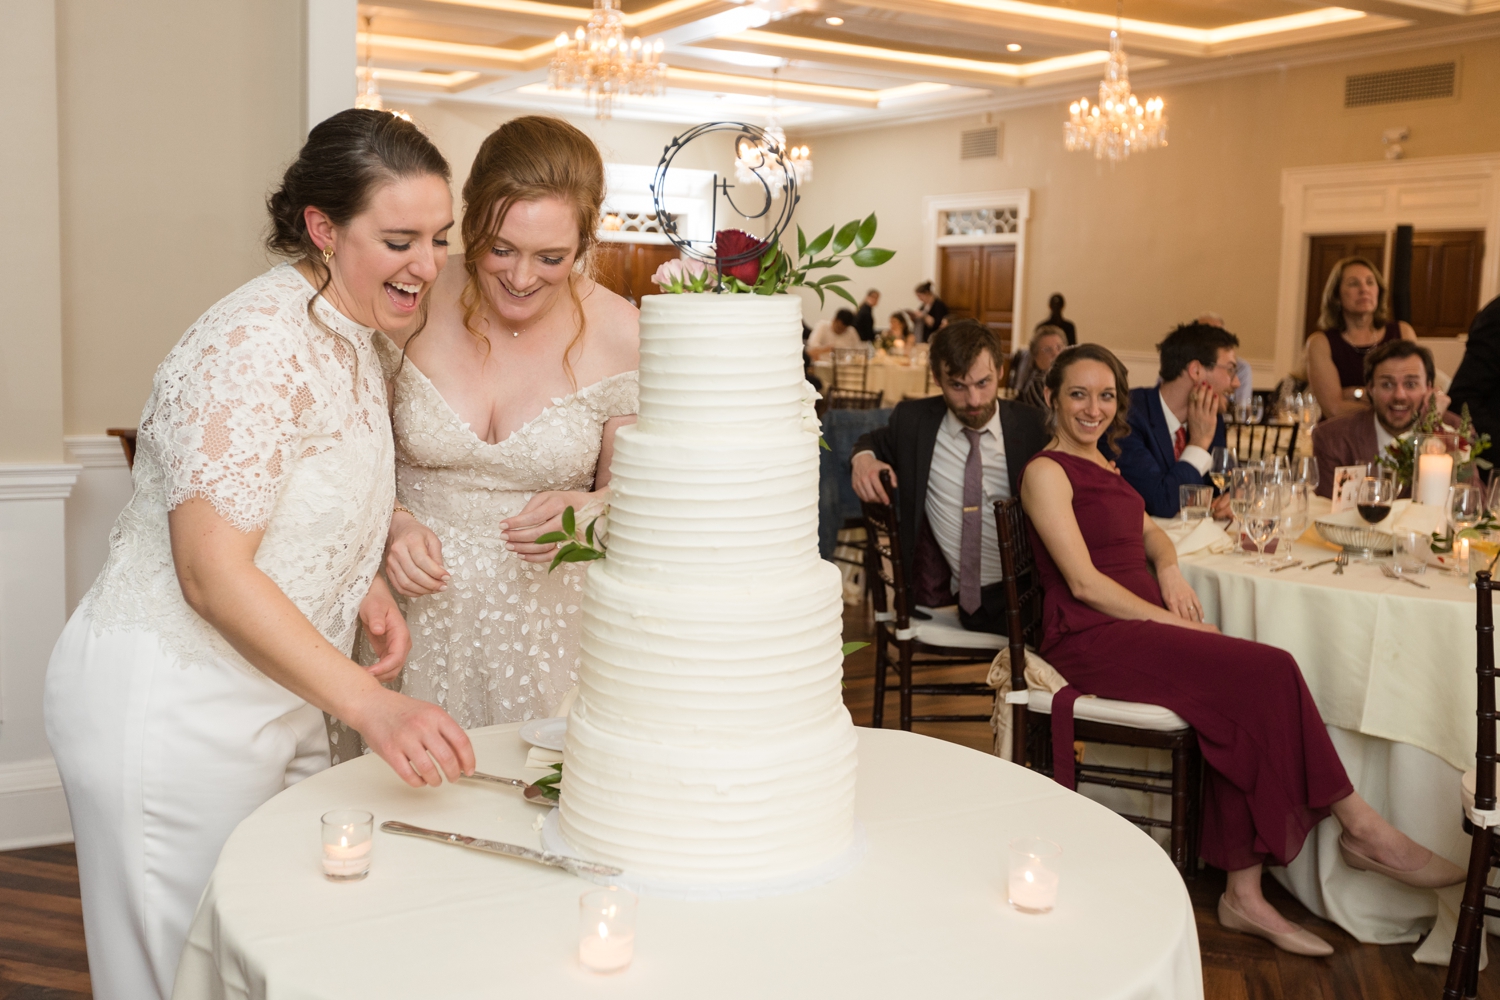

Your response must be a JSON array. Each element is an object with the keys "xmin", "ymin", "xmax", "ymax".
[{"xmin": 173, "ymin": 725, "xmax": 1202, "ymax": 1000}]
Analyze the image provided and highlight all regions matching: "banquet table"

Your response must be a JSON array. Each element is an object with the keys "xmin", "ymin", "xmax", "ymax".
[
  {"xmin": 811, "ymin": 357, "xmax": 936, "ymax": 402},
  {"xmin": 1176, "ymin": 533, "xmax": 1481, "ymax": 948},
  {"xmin": 174, "ymin": 724, "xmax": 1202, "ymax": 1000}
]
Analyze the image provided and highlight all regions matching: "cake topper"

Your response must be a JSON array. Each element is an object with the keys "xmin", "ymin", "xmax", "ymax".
[{"xmin": 649, "ymin": 120, "xmax": 893, "ymax": 300}]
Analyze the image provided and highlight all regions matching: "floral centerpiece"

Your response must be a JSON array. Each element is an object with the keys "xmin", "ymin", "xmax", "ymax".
[{"xmin": 651, "ymin": 213, "xmax": 894, "ymax": 306}]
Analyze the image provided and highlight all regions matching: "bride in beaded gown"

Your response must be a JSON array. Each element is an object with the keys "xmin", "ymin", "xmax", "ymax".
[{"xmin": 333, "ymin": 117, "xmax": 638, "ymax": 759}]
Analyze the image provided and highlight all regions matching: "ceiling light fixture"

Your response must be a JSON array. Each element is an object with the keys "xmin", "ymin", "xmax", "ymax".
[
  {"xmin": 825, "ymin": 16, "xmax": 844, "ymax": 25},
  {"xmin": 1064, "ymin": 3, "xmax": 1165, "ymax": 162},
  {"xmin": 549, "ymin": 0, "xmax": 667, "ymax": 119},
  {"xmin": 1006, "ymin": 42, "xmax": 1021, "ymax": 51},
  {"xmin": 734, "ymin": 68, "xmax": 811, "ymax": 196}
]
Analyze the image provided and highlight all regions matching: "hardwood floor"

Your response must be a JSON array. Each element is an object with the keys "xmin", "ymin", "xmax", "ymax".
[
  {"xmin": 838, "ymin": 603, "xmax": 1500, "ymax": 1000},
  {"xmin": 0, "ymin": 844, "xmax": 91, "ymax": 1000},
  {"xmin": 0, "ymin": 608, "xmax": 1490, "ymax": 1000}
]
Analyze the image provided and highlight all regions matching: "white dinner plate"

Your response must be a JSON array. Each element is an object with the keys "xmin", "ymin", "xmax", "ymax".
[{"xmin": 519, "ymin": 717, "xmax": 567, "ymax": 752}]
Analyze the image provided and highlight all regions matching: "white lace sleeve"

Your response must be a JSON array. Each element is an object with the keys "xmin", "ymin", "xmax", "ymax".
[{"xmin": 145, "ymin": 324, "xmax": 310, "ymax": 532}]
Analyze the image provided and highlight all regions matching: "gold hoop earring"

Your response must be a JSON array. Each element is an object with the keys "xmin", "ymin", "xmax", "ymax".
[{"xmin": 322, "ymin": 244, "xmax": 334, "ymax": 265}]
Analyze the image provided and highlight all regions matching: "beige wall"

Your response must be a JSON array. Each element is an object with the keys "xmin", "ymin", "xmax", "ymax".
[
  {"xmin": 0, "ymin": 0, "xmax": 66, "ymax": 463},
  {"xmin": 57, "ymin": 0, "xmax": 304, "ymax": 435},
  {"xmin": 790, "ymin": 37, "xmax": 1500, "ymax": 363}
]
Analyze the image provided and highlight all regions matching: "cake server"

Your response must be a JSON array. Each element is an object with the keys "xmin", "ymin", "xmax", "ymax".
[
  {"xmin": 462, "ymin": 771, "xmax": 556, "ymax": 805},
  {"xmin": 380, "ymin": 821, "xmax": 623, "ymax": 878}
]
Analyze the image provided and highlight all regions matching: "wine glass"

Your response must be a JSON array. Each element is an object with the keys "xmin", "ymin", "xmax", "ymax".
[
  {"xmin": 1295, "ymin": 456, "xmax": 1319, "ymax": 493},
  {"xmin": 1250, "ymin": 396, "xmax": 1266, "ymax": 424},
  {"xmin": 1268, "ymin": 455, "xmax": 1293, "ymax": 483},
  {"xmin": 1209, "ymin": 446, "xmax": 1237, "ymax": 499},
  {"xmin": 1487, "ymin": 476, "xmax": 1500, "ymax": 519},
  {"xmin": 1234, "ymin": 400, "xmax": 1252, "ymax": 425},
  {"xmin": 1229, "ymin": 468, "xmax": 1259, "ymax": 555},
  {"xmin": 1355, "ymin": 476, "xmax": 1394, "ymax": 525},
  {"xmin": 1450, "ymin": 484, "xmax": 1486, "ymax": 576},
  {"xmin": 1244, "ymin": 485, "xmax": 1283, "ymax": 566},
  {"xmin": 1276, "ymin": 482, "xmax": 1311, "ymax": 565}
]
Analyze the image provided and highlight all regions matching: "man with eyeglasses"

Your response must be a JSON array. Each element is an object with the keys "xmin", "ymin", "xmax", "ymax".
[
  {"xmin": 1313, "ymin": 339, "xmax": 1453, "ymax": 499},
  {"xmin": 1111, "ymin": 321, "xmax": 1239, "ymax": 517}
]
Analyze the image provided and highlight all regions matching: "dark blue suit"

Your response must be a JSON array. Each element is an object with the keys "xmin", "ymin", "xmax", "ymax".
[{"xmin": 1109, "ymin": 387, "xmax": 1227, "ymax": 518}]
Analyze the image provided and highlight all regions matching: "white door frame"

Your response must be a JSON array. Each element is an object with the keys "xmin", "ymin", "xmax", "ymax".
[
  {"xmin": 922, "ymin": 190, "xmax": 1031, "ymax": 342},
  {"xmin": 1274, "ymin": 153, "xmax": 1500, "ymax": 379}
]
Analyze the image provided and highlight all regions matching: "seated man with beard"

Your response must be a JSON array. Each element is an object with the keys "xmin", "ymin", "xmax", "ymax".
[{"xmin": 1313, "ymin": 339, "xmax": 1453, "ymax": 499}]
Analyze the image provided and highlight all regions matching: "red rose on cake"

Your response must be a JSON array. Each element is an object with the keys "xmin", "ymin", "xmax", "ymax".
[{"xmin": 715, "ymin": 229, "xmax": 768, "ymax": 284}]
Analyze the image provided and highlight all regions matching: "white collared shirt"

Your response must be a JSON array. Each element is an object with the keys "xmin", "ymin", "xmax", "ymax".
[
  {"xmin": 1158, "ymin": 391, "xmax": 1211, "ymax": 475},
  {"xmin": 1374, "ymin": 413, "xmax": 1396, "ymax": 459},
  {"xmin": 808, "ymin": 320, "xmax": 862, "ymax": 352},
  {"xmin": 924, "ymin": 407, "xmax": 1010, "ymax": 590}
]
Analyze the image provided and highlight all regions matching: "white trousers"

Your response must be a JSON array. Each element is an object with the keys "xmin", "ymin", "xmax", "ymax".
[{"xmin": 44, "ymin": 605, "xmax": 329, "ymax": 1000}]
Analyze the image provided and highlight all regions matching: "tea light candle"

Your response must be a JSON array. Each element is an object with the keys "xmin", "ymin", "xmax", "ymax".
[
  {"xmin": 1007, "ymin": 836, "xmax": 1061, "ymax": 914},
  {"xmin": 321, "ymin": 809, "xmax": 373, "ymax": 881},
  {"xmin": 579, "ymin": 887, "xmax": 637, "ymax": 973},
  {"xmin": 1416, "ymin": 452, "xmax": 1453, "ymax": 507},
  {"xmin": 1456, "ymin": 537, "xmax": 1471, "ymax": 575}
]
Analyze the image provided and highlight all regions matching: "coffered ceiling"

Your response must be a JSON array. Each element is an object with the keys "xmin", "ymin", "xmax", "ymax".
[{"xmin": 360, "ymin": 0, "xmax": 1500, "ymax": 131}]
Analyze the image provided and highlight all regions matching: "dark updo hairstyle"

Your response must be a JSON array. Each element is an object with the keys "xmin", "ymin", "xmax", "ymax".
[
  {"xmin": 266, "ymin": 108, "xmax": 451, "ymax": 365},
  {"xmin": 1042, "ymin": 343, "xmax": 1133, "ymax": 454}
]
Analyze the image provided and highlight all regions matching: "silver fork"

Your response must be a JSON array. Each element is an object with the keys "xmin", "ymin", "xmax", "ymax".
[
  {"xmin": 1380, "ymin": 563, "xmax": 1431, "ymax": 589},
  {"xmin": 1333, "ymin": 552, "xmax": 1348, "ymax": 575}
]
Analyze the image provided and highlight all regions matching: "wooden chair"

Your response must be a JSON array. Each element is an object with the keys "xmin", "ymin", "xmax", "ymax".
[
  {"xmin": 1224, "ymin": 420, "xmax": 1298, "ymax": 461},
  {"xmin": 828, "ymin": 387, "xmax": 884, "ymax": 410},
  {"xmin": 1445, "ymin": 569, "xmax": 1496, "ymax": 1000},
  {"xmin": 106, "ymin": 427, "xmax": 138, "ymax": 468},
  {"xmin": 993, "ymin": 496, "xmax": 1204, "ymax": 877},
  {"xmin": 831, "ymin": 348, "xmax": 869, "ymax": 392},
  {"xmin": 860, "ymin": 472, "xmax": 1005, "ymax": 730}
]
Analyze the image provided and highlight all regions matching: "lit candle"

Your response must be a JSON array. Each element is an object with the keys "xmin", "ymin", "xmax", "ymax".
[
  {"xmin": 1417, "ymin": 452, "xmax": 1453, "ymax": 507},
  {"xmin": 1007, "ymin": 836, "xmax": 1061, "ymax": 914},
  {"xmin": 1456, "ymin": 537, "xmax": 1470, "ymax": 575},
  {"xmin": 321, "ymin": 809, "xmax": 373, "ymax": 881},
  {"xmin": 579, "ymin": 887, "xmax": 637, "ymax": 973}
]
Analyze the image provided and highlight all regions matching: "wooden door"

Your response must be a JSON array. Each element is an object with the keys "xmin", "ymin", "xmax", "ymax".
[
  {"xmin": 591, "ymin": 242, "xmax": 681, "ymax": 305},
  {"xmin": 978, "ymin": 244, "xmax": 1016, "ymax": 350},
  {"xmin": 593, "ymin": 243, "xmax": 628, "ymax": 300},
  {"xmin": 939, "ymin": 246, "xmax": 980, "ymax": 322},
  {"xmin": 1409, "ymin": 230, "xmax": 1484, "ymax": 338},
  {"xmin": 1303, "ymin": 233, "xmax": 1387, "ymax": 339}
]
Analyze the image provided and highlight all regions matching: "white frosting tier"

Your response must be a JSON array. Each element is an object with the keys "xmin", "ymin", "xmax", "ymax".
[{"xmin": 559, "ymin": 293, "xmax": 858, "ymax": 889}]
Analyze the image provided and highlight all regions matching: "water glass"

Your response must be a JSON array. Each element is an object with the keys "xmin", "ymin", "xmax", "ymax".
[
  {"xmin": 1179, "ymin": 485, "xmax": 1213, "ymax": 522},
  {"xmin": 1244, "ymin": 485, "xmax": 1283, "ymax": 566},
  {"xmin": 1229, "ymin": 468, "xmax": 1259, "ymax": 554},
  {"xmin": 1008, "ymin": 837, "xmax": 1062, "ymax": 914},
  {"xmin": 1276, "ymin": 483, "xmax": 1311, "ymax": 562},
  {"xmin": 1392, "ymin": 529, "xmax": 1430, "ymax": 577},
  {"xmin": 1488, "ymin": 477, "xmax": 1500, "ymax": 520},
  {"xmin": 1295, "ymin": 456, "xmax": 1319, "ymax": 493},
  {"xmin": 579, "ymin": 887, "xmax": 638, "ymax": 973},
  {"xmin": 1449, "ymin": 484, "xmax": 1486, "ymax": 576}
]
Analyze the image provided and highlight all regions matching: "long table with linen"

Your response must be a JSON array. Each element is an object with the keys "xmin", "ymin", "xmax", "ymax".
[
  {"xmin": 174, "ymin": 723, "xmax": 1202, "ymax": 999},
  {"xmin": 1175, "ymin": 523, "xmax": 1481, "ymax": 955}
]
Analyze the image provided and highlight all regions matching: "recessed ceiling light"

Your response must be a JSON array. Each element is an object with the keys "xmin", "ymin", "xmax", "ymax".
[
  {"xmin": 1006, "ymin": 43, "xmax": 1022, "ymax": 51},
  {"xmin": 825, "ymin": 16, "xmax": 844, "ymax": 25}
]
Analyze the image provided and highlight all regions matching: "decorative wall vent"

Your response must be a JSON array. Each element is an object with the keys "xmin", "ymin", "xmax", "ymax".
[
  {"xmin": 1344, "ymin": 62, "xmax": 1455, "ymax": 108},
  {"xmin": 960, "ymin": 126, "xmax": 1000, "ymax": 160},
  {"xmin": 942, "ymin": 207, "xmax": 1018, "ymax": 236}
]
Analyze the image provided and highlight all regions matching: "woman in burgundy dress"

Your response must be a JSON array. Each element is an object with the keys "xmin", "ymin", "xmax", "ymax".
[
  {"xmin": 1305, "ymin": 255, "xmax": 1418, "ymax": 420},
  {"xmin": 1020, "ymin": 344, "xmax": 1462, "ymax": 956}
]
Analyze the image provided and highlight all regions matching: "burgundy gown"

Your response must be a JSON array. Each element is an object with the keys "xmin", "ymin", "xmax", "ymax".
[{"xmin": 1025, "ymin": 450, "xmax": 1352, "ymax": 871}]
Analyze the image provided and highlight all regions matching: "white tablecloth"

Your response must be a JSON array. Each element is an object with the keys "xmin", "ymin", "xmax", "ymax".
[
  {"xmin": 1178, "ymin": 539, "xmax": 1479, "ymax": 947},
  {"xmin": 175, "ymin": 725, "xmax": 1202, "ymax": 1000},
  {"xmin": 812, "ymin": 359, "xmax": 936, "ymax": 402}
]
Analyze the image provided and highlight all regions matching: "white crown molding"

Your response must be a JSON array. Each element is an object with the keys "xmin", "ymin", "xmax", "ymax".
[
  {"xmin": 797, "ymin": 17, "xmax": 1500, "ymax": 136},
  {"xmin": 0, "ymin": 464, "xmax": 82, "ymax": 501},
  {"xmin": 0, "ymin": 757, "xmax": 62, "ymax": 796},
  {"xmin": 65, "ymin": 434, "xmax": 130, "ymax": 469}
]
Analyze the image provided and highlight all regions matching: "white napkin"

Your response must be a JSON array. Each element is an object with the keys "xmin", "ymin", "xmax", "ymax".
[
  {"xmin": 1392, "ymin": 502, "xmax": 1446, "ymax": 536},
  {"xmin": 1317, "ymin": 498, "xmax": 1411, "ymax": 533},
  {"xmin": 1158, "ymin": 517, "xmax": 1236, "ymax": 556},
  {"xmin": 525, "ymin": 746, "xmax": 563, "ymax": 768}
]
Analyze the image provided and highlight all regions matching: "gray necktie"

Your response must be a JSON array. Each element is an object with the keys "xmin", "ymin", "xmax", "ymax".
[{"xmin": 959, "ymin": 427, "xmax": 983, "ymax": 614}]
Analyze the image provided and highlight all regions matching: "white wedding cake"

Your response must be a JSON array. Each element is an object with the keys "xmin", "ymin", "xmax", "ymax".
[{"xmin": 555, "ymin": 292, "xmax": 859, "ymax": 895}]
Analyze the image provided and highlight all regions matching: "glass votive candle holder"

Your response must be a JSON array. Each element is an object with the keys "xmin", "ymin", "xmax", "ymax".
[
  {"xmin": 1179, "ymin": 485, "xmax": 1213, "ymax": 522},
  {"xmin": 578, "ymin": 886, "xmax": 637, "ymax": 973},
  {"xmin": 1008, "ymin": 836, "xmax": 1061, "ymax": 914},
  {"xmin": 1392, "ymin": 529, "xmax": 1430, "ymax": 577},
  {"xmin": 321, "ymin": 809, "xmax": 373, "ymax": 881}
]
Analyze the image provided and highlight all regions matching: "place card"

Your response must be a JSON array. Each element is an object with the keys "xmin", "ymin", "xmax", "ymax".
[{"xmin": 1329, "ymin": 466, "xmax": 1365, "ymax": 514}]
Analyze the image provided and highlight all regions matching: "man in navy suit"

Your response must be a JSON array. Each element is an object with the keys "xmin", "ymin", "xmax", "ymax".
[{"xmin": 1111, "ymin": 321, "xmax": 1239, "ymax": 518}]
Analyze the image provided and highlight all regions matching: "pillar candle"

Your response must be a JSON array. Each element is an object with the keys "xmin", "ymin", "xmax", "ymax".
[{"xmin": 1416, "ymin": 453, "xmax": 1453, "ymax": 507}]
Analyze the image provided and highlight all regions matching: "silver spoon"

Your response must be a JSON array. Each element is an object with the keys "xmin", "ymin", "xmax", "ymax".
[
  {"xmin": 1333, "ymin": 552, "xmax": 1348, "ymax": 576},
  {"xmin": 463, "ymin": 771, "xmax": 557, "ymax": 805}
]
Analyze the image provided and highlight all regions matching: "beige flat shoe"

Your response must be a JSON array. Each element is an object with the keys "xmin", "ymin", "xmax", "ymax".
[
  {"xmin": 1338, "ymin": 834, "xmax": 1465, "ymax": 889},
  {"xmin": 1218, "ymin": 894, "xmax": 1334, "ymax": 957}
]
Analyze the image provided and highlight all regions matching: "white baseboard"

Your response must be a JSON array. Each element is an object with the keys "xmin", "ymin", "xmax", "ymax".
[{"xmin": 0, "ymin": 758, "xmax": 71, "ymax": 850}]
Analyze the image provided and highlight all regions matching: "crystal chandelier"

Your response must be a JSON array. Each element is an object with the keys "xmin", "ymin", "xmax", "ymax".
[
  {"xmin": 734, "ymin": 69, "xmax": 811, "ymax": 196},
  {"xmin": 1064, "ymin": 17, "xmax": 1166, "ymax": 162},
  {"xmin": 549, "ymin": 0, "xmax": 666, "ymax": 120}
]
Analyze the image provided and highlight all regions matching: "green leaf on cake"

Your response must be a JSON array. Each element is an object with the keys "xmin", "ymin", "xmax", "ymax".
[
  {"xmin": 854, "ymin": 213, "xmax": 877, "ymax": 250},
  {"xmin": 562, "ymin": 506, "xmax": 576, "ymax": 537},
  {"xmin": 828, "ymin": 284, "xmax": 858, "ymax": 307},
  {"xmin": 850, "ymin": 247, "xmax": 895, "ymax": 267},
  {"xmin": 804, "ymin": 224, "xmax": 834, "ymax": 257},
  {"xmin": 841, "ymin": 642, "xmax": 870, "ymax": 656},
  {"xmin": 829, "ymin": 220, "xmax": 860, "ymax": 255},
  {"xmin": 819, "ymin": 436, "xmax": 831, "ymax": 451},
  {"xmin": 535, "ymin": 530, "xmax": 570, "ymax": 544},
  {"xmin": 585, "ymin": 519, "xmax": 596, "ymax": 546},
  {"xmin": 797, "ymin": 225, "xmax": 807, "ymax": 258}
]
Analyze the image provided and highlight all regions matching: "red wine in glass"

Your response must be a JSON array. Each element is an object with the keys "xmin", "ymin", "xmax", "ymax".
[{"xmin": 1356, "ymin": 502, "xmax": 1391, "ymax": 524}]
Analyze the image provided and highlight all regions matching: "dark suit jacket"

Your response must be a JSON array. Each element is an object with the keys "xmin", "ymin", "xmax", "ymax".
[
  {"xmin": 1110, "ymin": 386, "xmax": 1227, "ymax": 518},
  {"xmin": 852, "ymin": 396, "xmax": 1048, "ymax": 605},
  {"xmin": 1449, "ymin": 294, "xmax": 1500, "ymax": 459},
  {"xmin": 1314, "ymin": 409, "xmax": 1460, "ymax": 499},
  {"xmin": 854, "ymin": 302, "xmax": 878, "ymax": 343}
]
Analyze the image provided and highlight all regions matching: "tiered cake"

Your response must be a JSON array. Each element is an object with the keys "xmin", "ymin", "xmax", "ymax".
[{"xmin": 555, "ymin": 293, "xmax": 859, "ymax": 895}]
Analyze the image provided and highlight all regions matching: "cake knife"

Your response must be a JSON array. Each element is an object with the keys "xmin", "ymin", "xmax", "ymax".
[{"xmin": 380, "ymin": 821, "xmax": 623, "ymax": 878}]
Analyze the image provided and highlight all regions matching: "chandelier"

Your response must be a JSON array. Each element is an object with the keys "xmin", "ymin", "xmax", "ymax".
[
  {"xmin": 353, "ymin": 19, "xmax": 412, "ymax": 120},
  {"xmin": 549, "ymin": 0, "xmax": 666, "ymax": 120},
  {"xmin": 1063, "ymin": 22, "xmax": 1166, "ymax": 162},
  {"xmin": 734, "ymin": 69, "xmax": 811, "ymax": 196}
]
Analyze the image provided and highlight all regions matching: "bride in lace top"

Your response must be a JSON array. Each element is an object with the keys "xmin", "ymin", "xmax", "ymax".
[{"xmin": 371, "ymin": 116, "xmax": 640, "ymax": 736}]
